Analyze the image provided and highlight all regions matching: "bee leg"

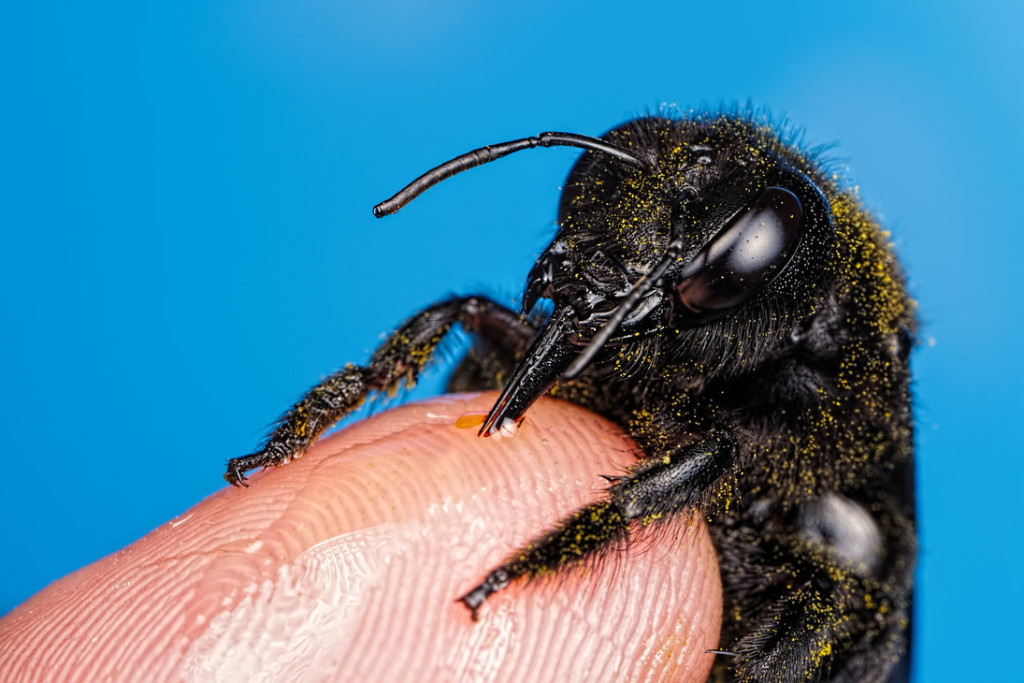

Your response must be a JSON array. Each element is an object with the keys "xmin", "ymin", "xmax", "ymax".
[
  {"xmin": 225, "ymin": 296, "xmax": 534, "ymax": 486},
  {"xmin": 458, "ymin": 429, "xmax": 738, "ymax": 618},
  {"xmin": 718, "ymin": 530, "xmax": 911, "ymax": 683},
  {"xmin": 727, "ymin": 578, "xmax": 844, "ymax": 682}
]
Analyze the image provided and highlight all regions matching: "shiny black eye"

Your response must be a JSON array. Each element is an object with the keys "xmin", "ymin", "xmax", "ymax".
[{"xmin": 675, "ymin": 186, "xmax": 802, "ymax": 312}]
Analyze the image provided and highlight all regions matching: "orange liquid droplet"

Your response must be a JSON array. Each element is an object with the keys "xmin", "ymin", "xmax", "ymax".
[{"xmin": 455, "ymin": 414, "xmax": 487, "ymax": 429}]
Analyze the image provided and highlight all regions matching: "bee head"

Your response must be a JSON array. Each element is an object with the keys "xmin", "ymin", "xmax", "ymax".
[{"xmin": 374, "ymin": 116, "xmax": 837, "ymax": 434}]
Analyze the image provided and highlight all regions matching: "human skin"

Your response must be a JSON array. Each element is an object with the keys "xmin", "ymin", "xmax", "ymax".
[{"xmin": 0, "ymin": 393, "xmax": 722, "ymax": 682}]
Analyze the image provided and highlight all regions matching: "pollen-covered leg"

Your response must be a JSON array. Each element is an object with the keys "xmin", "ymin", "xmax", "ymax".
[
  {"xmin": 714, "ymin": 519, "xmax": 913, "ymax": 683},
  {"xmin": 225, "ymin": 365, "xmax": 372, "ymax": 486},
  {"xmin": 459, "ymin": 430, "xmax": 737, "ymax": 617},
  {"xmin": 729, "ymin": 580, "xmax": 842, "ymax": 682},
  {"xmin": 725, "ymin": 571, "xmax": 907, "ymax": 683},
  {"xmin": 459, "ymin": 500, "xmax": 627, "ymax": 619},
  {"xmin": 225, "ymin": 296, "xmax": 534, "ymax": 486}
]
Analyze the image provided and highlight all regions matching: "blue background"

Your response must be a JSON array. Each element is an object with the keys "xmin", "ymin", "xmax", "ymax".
[{"xmin": 2, "ymin": 2, "xmax": 1021, "ymax": 679}]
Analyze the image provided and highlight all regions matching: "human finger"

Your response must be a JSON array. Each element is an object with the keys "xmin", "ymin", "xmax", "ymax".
[{"xmin": 0, "ymin": 393, "xmax": 721, "ymax": 681}]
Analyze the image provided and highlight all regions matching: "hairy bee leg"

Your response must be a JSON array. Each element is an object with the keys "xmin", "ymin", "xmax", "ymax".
[
  {"xmin": 459, "ymin": 430, "xmax": 737, "ymax": 618},
  {"xmin": 729, "ymin": 579, "xmax": 842, "ymax": 683},
  {"xmin": 224, "ymin": 364, "xmax": 371, "ymax": 486},
  {"xmin": 714, "ymin": 519, "xmax": 913, "ymax": 683},
  {"xmin": 225, "ymin": 296, "xmax": 534, "ymax": 486},
  {"xmin": 726, "ymin": 574, "xmax": 908, "ymax": 683}
]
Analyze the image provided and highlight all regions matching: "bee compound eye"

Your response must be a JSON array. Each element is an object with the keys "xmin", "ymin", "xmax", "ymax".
[{"xmin": 675, "ymin": 186, "xmax": 803, "ymax": 312}]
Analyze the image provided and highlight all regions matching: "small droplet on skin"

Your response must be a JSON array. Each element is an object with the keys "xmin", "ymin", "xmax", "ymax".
[
  {"xmin": 499, "ymin": 418, "xmax": 518, "ymax": 438},
  {"xmin": 169, "ymin": 514, "xmax": 193, "ymax": 528},
  {"xmin": 455, "ymin": 414, "xmax": 487, "ymax": 429}
]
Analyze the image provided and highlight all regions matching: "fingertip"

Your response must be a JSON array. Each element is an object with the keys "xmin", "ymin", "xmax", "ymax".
[{"xmin": 0, "ymin": 394, "xmax": 721, "ymax": 681}]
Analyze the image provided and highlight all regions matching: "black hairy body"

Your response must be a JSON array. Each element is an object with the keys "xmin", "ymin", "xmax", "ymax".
[{"xmin": 226, "ymin": 112, "xmax": 916, "ymax": 682}]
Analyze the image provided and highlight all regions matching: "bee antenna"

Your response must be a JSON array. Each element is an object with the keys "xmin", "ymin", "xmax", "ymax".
[
  {"xmin": 372, "ymin": 132, "xmax": 644, "ymax": 217},
  {"xmin": 563, "ymin": 239, "xmax": 683, "ymax": 379}
]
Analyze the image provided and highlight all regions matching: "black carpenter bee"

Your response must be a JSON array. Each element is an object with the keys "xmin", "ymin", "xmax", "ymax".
[{"xmin": 226, "ymin": 112, "xmax": 916, "ymax": 682}]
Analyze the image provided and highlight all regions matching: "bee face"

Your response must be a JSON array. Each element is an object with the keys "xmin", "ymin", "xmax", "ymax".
[{"xmin": 518, "ymin": 117, "xmax": 840, "ymax": 411}]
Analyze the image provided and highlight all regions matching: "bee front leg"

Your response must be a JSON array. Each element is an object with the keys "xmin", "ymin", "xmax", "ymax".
[
  {"xmin": 225, "ymin": 296, "xmax": 534, "ymax": 486},
  {"xmin": 458, "ymin": 429, "xmax": 738, "ymax": 617}
]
